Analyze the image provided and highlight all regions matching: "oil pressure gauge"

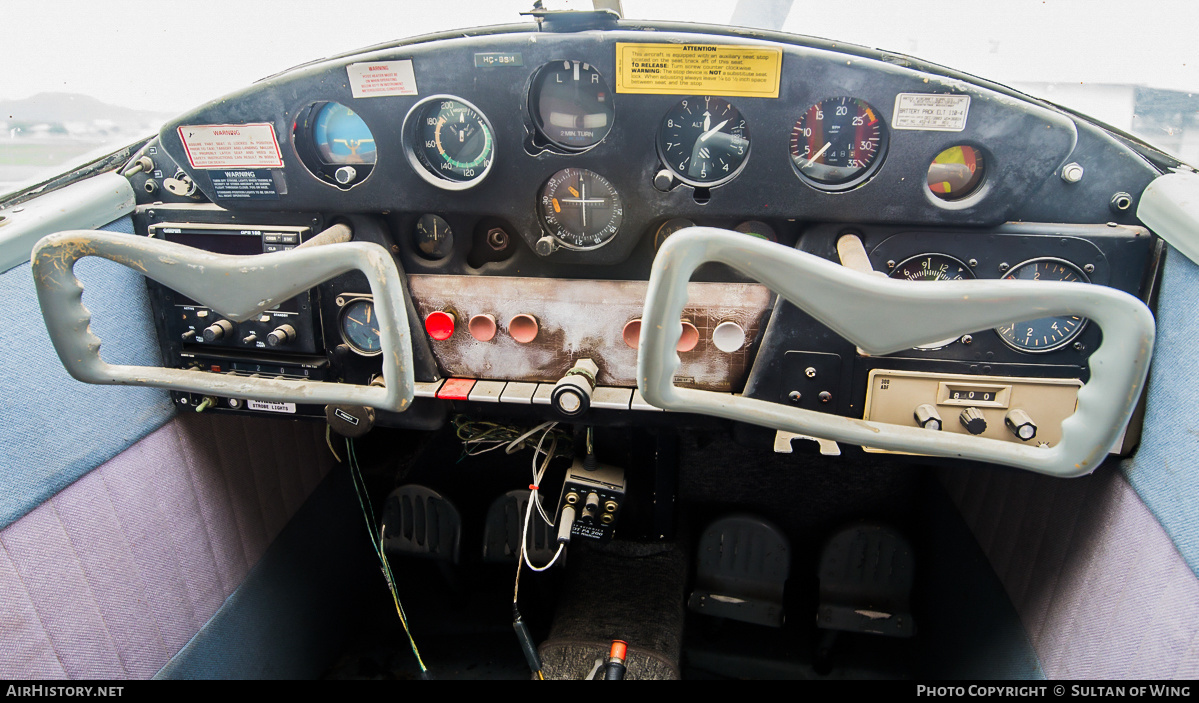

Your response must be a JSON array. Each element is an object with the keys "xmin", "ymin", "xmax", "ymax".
[{"xmin": 538, "ymin": 168, "xmax": 623, "ymax": 250}]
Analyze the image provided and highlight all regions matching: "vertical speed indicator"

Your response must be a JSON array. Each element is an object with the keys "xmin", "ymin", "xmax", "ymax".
[{"xmin": 790, "ymin": 97, "xmax": 887, "ymax": 190}]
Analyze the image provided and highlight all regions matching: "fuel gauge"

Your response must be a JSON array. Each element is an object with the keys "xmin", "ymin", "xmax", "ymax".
[{"xmin": 414, "ymin": 214, "xmax": 454, "ymax": 259}]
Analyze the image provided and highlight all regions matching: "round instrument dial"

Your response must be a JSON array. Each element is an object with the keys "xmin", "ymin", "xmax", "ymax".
[
  {"xmin": 538, "ymin": 168, "xmax": 623, "ymax": 250},
  {"xmin": 313, "ymin": 102, "xmax": 376, "ymax": 165},
  {"xmin": 339, "ymin": 298, "xmax": 382, "ymax": 356},
  {"xmin": 889, "ymin": 253, "xmax": 975, "ymax": 349},
  {"xmin": 413, "ymin": 214, "xmax": 454, "ymax": 260},
  {"xmin": 403, "ymin": 96, "xmax": 495, "ymax": 190},
  {"xmin": 653, "ymin": 218, "xmax": 695, "ymax": 249},
  {"xmin": 790, "ymin": 97, "xmax": 887, "ymax": 189},
  {"xmin": 995, "ymin": 258, "xmax": 1089, "ymax": 353},
  {"xmin": 657, "ymin": 96, "xmax": 750, "ymax": 187},
  {"xmin": 928, "ymin": 145, "xmax": 985, "ymax": 201},
  {"xmin": 530, "ymin": 60, "xmax": 614, "ymax": 150}
]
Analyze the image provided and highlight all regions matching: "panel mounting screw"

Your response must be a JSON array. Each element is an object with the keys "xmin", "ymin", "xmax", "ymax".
[
  {"xmin": 1061, "ymin": 162, "xmax": 1084, "ymax": 183},
  {"xmin": 788, "ymin": 391, "xmax": 802, "ymax": 402},
  {"xmin": 998, "ymin": 262, "xmax": 1010, "ymax": 272},
  {"xmin": 805, "ymin": 367, "xmax": 817, "ymax": 378},
  {"xmin": 961, "ymin": 334, "xmax": 973, "ymax": 345},
  {"xmin": 968, "ymin": 258, "xmax": 978, "ymax": 267},
  {"xmin": 1083, "ymin": 263, "xmax": 1095, "ymax": 274},
  {"xmin": 886, "ymin": 260, "xmax": 896, "ymax": 269},
  {"xmin": 819, "ymin": 391, "xmax": 832, "ymax": 403},
  {"xmin": 1073, "ymin": 341, "xmax": 1086, "ymax": 352}
]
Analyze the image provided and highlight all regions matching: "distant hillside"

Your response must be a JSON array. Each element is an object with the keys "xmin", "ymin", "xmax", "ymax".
[{"xmin": 0, "ymin": 92, "xmax": 173, "ymax": 125}]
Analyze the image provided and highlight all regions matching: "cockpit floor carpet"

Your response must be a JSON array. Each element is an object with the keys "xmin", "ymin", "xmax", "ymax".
[{"xmin": 539, "ymin": 540, "xmax": 687, "ymax": 680}]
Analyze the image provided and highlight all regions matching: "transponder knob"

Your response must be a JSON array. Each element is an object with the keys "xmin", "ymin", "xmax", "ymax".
[
  {"xmin": 201, "ymin": 319, "xmax": 233, "ymax": 342},
  {"xmin": 267, "ymin": 324, "xmax": 297, "ymax": 347},
  {"xmin": 959, "ymin": 407, "xmax": 987, "ymax": 435}
]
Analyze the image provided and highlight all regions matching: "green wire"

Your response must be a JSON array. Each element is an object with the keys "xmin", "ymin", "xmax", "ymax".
[{"xmin": 346, "ymin": 437, "xmax": 428, "ymax": 675}]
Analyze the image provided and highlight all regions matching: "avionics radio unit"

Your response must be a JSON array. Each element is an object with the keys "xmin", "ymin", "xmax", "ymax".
[{"xmin": 148, "ymin": 222, "xmax": 321, "ymax": 355}]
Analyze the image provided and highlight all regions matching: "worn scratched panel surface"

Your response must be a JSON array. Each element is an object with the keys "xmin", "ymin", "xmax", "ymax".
[{"xmin": 408, "ymin": 275, "xmax": 772, "ymax": 391}]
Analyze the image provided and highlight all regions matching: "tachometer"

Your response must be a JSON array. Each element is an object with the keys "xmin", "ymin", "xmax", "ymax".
[
  {"xmin": 995, "ymin": 258, "xmax": 1089, "ymax": 353},
  {"xmin": 657, "ymin": 96, "xmax": 750, "ymax": 187},
  {"xmin": 790, "ymin": 97, "xmax": 887, "ymax": 190},
  {"xmin": 538, "ymin": 168, "xmax": 623, "ymax": 250},
  {"xmin": 403, "ymin": 96, "xmax": 495, "ymax": 190},
  {"xmin": 530, "ymin": 60, "xmax": 614, "ymax": 150}
]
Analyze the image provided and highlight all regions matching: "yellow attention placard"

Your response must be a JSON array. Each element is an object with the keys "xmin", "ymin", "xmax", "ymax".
[{"xmin": 615, "ymin": 43, "xmax": 782, "ymax": 98}]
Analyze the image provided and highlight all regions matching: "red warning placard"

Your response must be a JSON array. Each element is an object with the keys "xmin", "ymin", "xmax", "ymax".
[
  {"xmin": 347, "ymin": 60, "xmax": 418, "ymax": 98},
  {"xmin": 177, "ymin": 124, "xmax": 284, "ymax": 169}
]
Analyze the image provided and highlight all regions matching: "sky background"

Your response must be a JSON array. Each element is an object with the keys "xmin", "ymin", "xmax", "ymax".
[{"xmin": 1, "ymin": 0, "xmax": 1197, "ymax": 114}]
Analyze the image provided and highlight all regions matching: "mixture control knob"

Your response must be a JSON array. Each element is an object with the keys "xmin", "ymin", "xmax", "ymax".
[
  {"xmin": 1005, "ymin": 408, "xmax": 1038, "ymax": 441},
  {"xmin": 913, "ymin": 403, "xmax": 943, "ymax": 431},
  {"xmin": 959, "ymin": 407, "xmax": 987, "ymax": 435},
  {"xmin": 551, "ymin": 358, "xmax": 599, "ymax": 417},
  {"xmin": 267, "ymin": 324, "xmax": 296, "ymax": 347},
  {"xmin": 201, "ymin": 319, "xmax": 234, "ymax": 342}
]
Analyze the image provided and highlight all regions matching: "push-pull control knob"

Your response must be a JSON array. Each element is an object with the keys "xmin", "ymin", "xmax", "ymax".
[
  {"xmin": 551, "ymin": 358, "xmax": 599, "ymax": 417},
  {"xmin": 914, "ymin": 404, "xmax": 943, "ymax": 431},
  {"xmin": 1005, "ymin": 408, "xmax": 1038, "ymax": 441},
  {"xmin": 959, "ymin": 407, "xmax": 987, "ymax": 435},
  {"xmin": 267, "ymin": 324, "xmax": 296, "ymax": 347},
  {"xmin": 202, "ymin": 319, "xmax": 234, "ymax": 342}
]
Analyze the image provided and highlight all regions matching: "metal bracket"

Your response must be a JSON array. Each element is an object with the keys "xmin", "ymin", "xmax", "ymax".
[
  {"xmin": 31, "ymin": 229, "xmax": 414, "ymax": 412},
  {"xmin": 638, "ymin": 227, "xmax": 1155, "ymax": 477}
]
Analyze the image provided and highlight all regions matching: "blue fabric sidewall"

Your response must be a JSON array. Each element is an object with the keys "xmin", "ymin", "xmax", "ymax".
[{"xmin": 0, "ymin": 216, "xmax": 175, "ymax": 529}]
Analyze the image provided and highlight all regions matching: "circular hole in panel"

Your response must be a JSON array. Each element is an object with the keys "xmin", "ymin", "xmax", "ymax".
[{"xmin": 927, "ymin": 145, "xmax": 985, "ymax": 201}]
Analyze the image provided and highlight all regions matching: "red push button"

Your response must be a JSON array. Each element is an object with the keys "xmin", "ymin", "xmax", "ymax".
[
  {"xmin": 677, "ymin": 320, "xmax": 699, "ymax": 352},
  {"xmin": 424, "ymin": 310, "xmax": 456, "ymax": 340}
]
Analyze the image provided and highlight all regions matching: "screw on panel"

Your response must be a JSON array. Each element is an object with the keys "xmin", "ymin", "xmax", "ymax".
[
  {"xmin": 805, "ymin": 367, "xmax": 817, "ymax": 378},
  {"xmin": 1073, "ymin": 341, "xmax": 1086, "ymax": 352},
  {"xmin": 1083, "ymin": 263, "xmax": 1095, "ymax": 274},
  {"xmin": 998, "ymin": 262, "xmax": 1010, "ymax": 272},
  {"xmin": 886, "ymin": 260, "xmax": 896, "ymax": 269},
  {"xmin": 788, "ymin": 391, "xmax": 802, "ymax": 403},
  {"xmin": 968, "ymin": 258, "xmax": 978, "ymax": 267},
  {"xmin": 961, "ymin": 334, "xmax": 973, "ymax": 345},
  {"xmin": 819, "ymin": 391, "xmax": 832, "ymax": 403}
]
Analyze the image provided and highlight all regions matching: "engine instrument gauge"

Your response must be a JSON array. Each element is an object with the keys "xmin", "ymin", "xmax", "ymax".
[
  {"xmin": 530, "ymin": 60, "xmax": 614, "ymax": 150},
  {"xmin": 657, "ymin": 96, "xmax": 750, "ymax": 187},
  {"xmin": 403, "ymin": 96, "xmax": 495, "ymax": 190},
  {"xmin": 653, "ymin": 218, "xmax": 695, "ymax": 249},
  {"xmin": 995, "ymin": 258, "xmax": 1089, "ymax": 353},
  {"xmin": 889, "ymin": 253, "xmax": 975, "ymax": 349},
  {"xmin": 538, "ymin": 168, "xmax": 623, "ymax": 250},
  {"xmin": 734, "ymin": 220, "xmax": 778, "ymax": 243},
  {"xmin": 339, "ymin": 298, "xmax": 382, "ymax": 356},
  {"xmin": 928, "ymin": 145, "xmax": 985, "ymax": 201},
  {"xmin": 790, "ymin": 97, "xmax": 887, "ymax": 190},
  {"xmin": 413, "ymin": 214, "xmax": 454, "ymax": 260}
]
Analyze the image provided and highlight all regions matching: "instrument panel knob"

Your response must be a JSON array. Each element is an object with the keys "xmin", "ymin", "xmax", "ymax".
[
  {"xmin": 959, "ymin": 407, "xmax": 987, "ymax": 435},
  {"xmin": 1005, "ymin": 408, "xmax": 1038, "ymax": 441},
  {"xmin": 267, "ymin": 324, "xmax": 297, "ymax": 347},
  {"xmin": 201, "ymin": 319, "xmax": 234, "ymax": 342}
]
